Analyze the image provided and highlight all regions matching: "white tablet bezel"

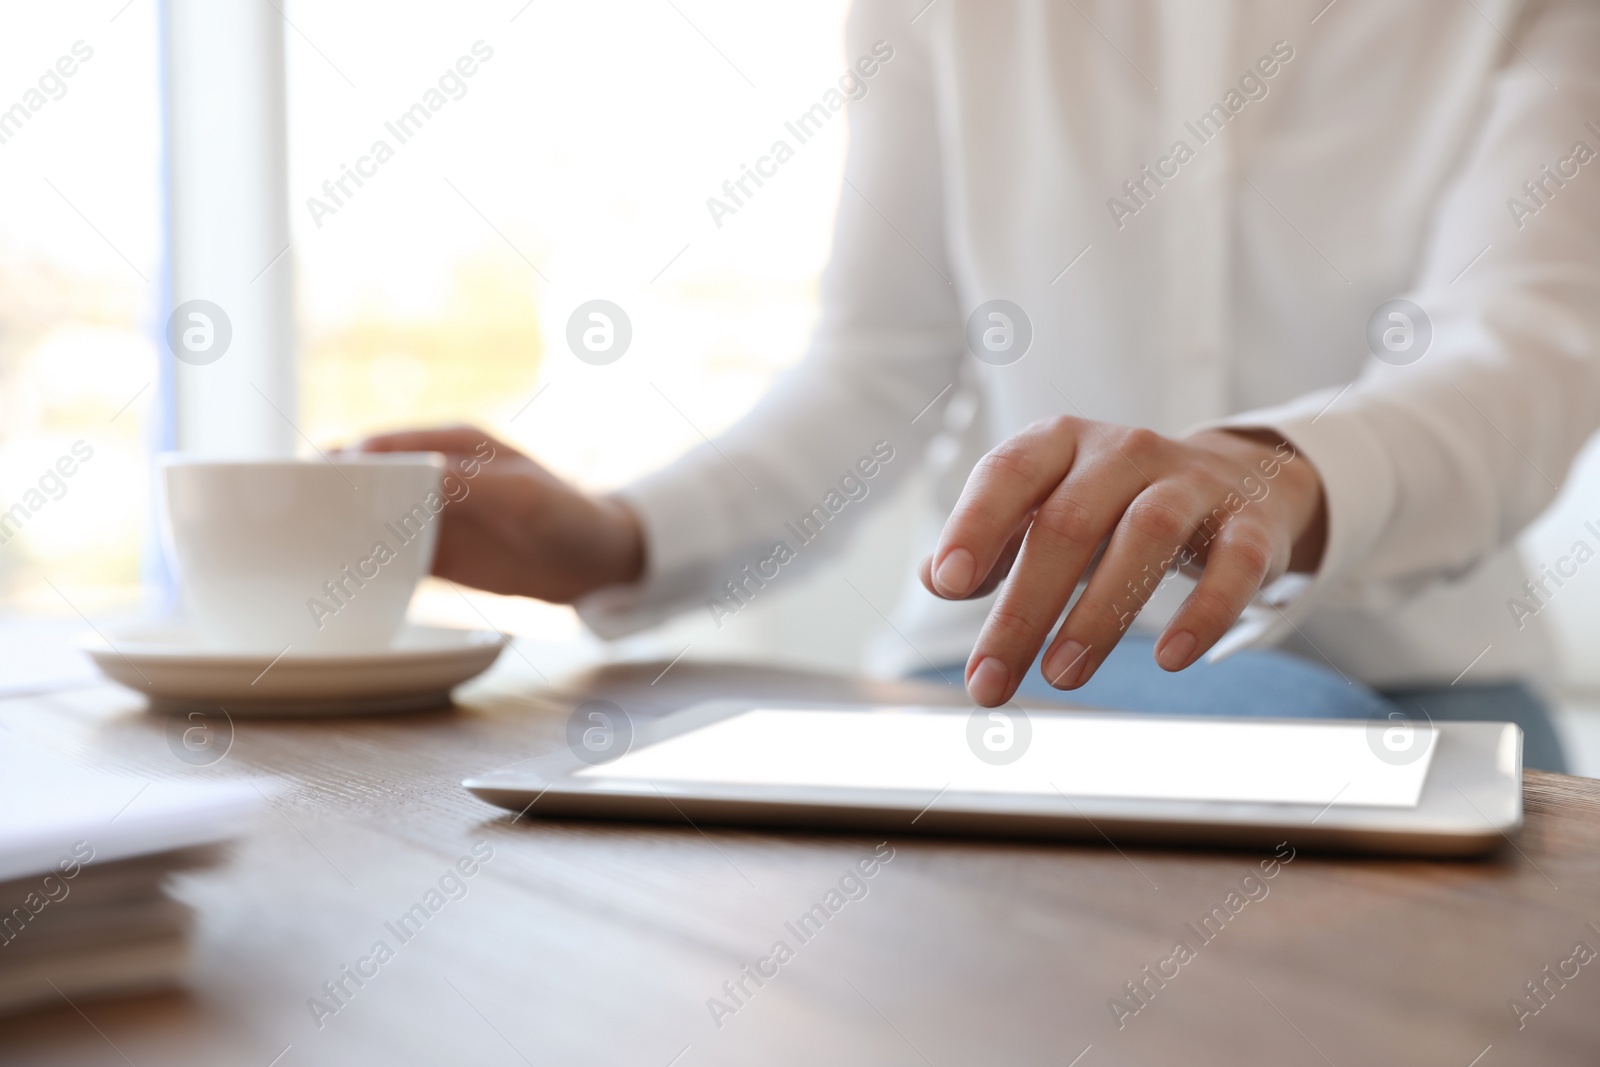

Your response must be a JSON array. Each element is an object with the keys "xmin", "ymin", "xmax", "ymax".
[{"xmin": 462, "ymin": 700, "xmax": 1522, "ymax": 857}]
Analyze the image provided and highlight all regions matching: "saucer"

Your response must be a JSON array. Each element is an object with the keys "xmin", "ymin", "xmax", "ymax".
[{"xmin": 77, "ymin": 622, "xmax": 510, "ymax": 716}]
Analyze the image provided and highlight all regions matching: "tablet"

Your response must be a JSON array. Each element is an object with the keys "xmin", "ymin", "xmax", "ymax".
[{"xmin": 463, "ymin": 701, "xmax": 1523, "ymax": 856}]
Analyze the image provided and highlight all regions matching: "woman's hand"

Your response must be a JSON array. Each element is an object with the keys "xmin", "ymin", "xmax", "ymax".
[
  {"xmin": 920, "ymin": 418, "xmax": 1327, "ymax": 707},
  {"xmin": 358, "ymin": 426, "xmax": 644, "ymax": 603}
]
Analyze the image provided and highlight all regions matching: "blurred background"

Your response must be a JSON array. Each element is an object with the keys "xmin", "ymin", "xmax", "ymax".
[
  {"xmin": 2, "ymin": 0, "xmax": 1598, "ymax": 767},
  {"xmin": 0, "ymin": 0, "xmax": 923, "ymax": 687}
]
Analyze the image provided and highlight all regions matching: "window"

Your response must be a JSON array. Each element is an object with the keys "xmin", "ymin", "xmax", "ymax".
[{"xmin": 0, "ymin": 4, "xmax": 162, "ymax": 619}]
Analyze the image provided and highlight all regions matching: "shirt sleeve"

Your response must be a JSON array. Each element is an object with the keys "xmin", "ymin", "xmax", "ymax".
[
  {"xmin": 1211, "ymin": 0, "xmax": 1600, "ymax": 657},
  {"xmin": 577, "ymin": 0, "xmax": 965, "ymax": 638}
]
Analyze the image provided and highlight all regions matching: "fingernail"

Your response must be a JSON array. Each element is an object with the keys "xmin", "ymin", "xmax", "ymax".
[
  {"xmin": 1044, "ymin": 639, "xmax": 1089, "ymax": 689},
  {"xmin": 933, "ymin": 548, "xmax": 976, "ymax": 597},
  {"xmin": 1157, "ymin": 630, "xmax": 1197, "ymax": 671},
  {"xmin": 967, "ymin": 656, "xmax": 1011, "ymax": 706}
]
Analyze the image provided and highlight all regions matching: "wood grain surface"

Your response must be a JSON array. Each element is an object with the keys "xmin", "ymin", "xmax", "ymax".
[{"xmin": 2, "ymin": 657, "xmax": 1598, "ymax": 1066}]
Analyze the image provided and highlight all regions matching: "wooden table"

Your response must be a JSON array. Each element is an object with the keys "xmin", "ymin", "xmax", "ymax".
[{"xmin": 3, "ymin": 655, "xmax": 1599, "ymax": 1066}]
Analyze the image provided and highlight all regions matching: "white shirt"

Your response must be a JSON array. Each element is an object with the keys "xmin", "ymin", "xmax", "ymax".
[{"xmin": 580, "ymin": 0, "xmax": 1600, "ymax": 688}]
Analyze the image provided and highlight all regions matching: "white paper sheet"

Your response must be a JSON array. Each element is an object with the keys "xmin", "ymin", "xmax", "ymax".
[{"xmin": 0, "ymin": 740, "xmax": 262, "ymax": 883}]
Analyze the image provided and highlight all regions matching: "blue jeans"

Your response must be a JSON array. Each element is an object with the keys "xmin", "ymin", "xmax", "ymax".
[{"xmin": 917, "ymin": 634, "xmax": 1567, "ymax": 773}]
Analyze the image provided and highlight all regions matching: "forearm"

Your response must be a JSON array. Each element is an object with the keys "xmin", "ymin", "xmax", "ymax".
[{"xmin": 595, "ymin": 338, "xmax": 960, "ymax": 621}]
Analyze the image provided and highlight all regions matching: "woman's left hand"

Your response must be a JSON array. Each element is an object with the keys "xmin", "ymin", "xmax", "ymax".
[{"xmin": 919, "ymin": 418, "xmax": 1327, "ymax": 707}]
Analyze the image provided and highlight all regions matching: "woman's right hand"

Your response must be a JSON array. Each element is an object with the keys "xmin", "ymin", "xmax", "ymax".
[{"xmin": 357, "ymin": 425, "xmax": 644, "ymax": 603}]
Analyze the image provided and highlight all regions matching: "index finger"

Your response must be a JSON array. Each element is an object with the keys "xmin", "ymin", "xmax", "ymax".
[
  {"xmin": 930, "ymin": 418, "xmax": 1082, "ymax": 599},
  {"xmin": 357, "ymin": 426, "xmax": 504, "ymax": 456}
]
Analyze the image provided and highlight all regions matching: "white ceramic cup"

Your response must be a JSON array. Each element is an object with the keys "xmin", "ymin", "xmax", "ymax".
[{"xmin": 159, "ymin": 454, "xmax": 446, "ymax": 653}]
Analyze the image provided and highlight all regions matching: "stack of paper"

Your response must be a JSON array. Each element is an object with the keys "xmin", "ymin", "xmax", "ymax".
[{"xmin": 0, "ymin": 740, "xmax": 260, "ymax": 1015}]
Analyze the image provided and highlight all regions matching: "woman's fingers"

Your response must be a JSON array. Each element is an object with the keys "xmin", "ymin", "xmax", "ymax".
[
  {"xmin": 965, "ymin": 522, "xmax": 1031, "ymax": 600},
  {"xmin": 1154, "ymin": 521, "xmax": 1283, "ymax": 671},
  {"xmin": 925, "ymin": 422, "xmax": 1325, "ymax": 706},
  {"xmin": 963, "ymin": 451, "xmax": 1149, "ymax": 706},
  {"xmin": 1038, "ymin": 484, "xmax": 1206, "ymax": 690},
  {"xmin": 928, "ymin": 419, "xmax": 1083, "ymax": 599},
  {"xmin": 356, "ymin": 425, "xmax": 511, "ymax": 458},
  {"xmin": 918, "ymin": 518, "xmax": 1030, "ymax": 601}
]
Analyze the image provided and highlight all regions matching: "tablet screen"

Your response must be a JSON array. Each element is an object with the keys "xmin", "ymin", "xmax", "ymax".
[{"xmin": 573, "ymin": 707, "xmax": 1436, "ymax": 808}]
